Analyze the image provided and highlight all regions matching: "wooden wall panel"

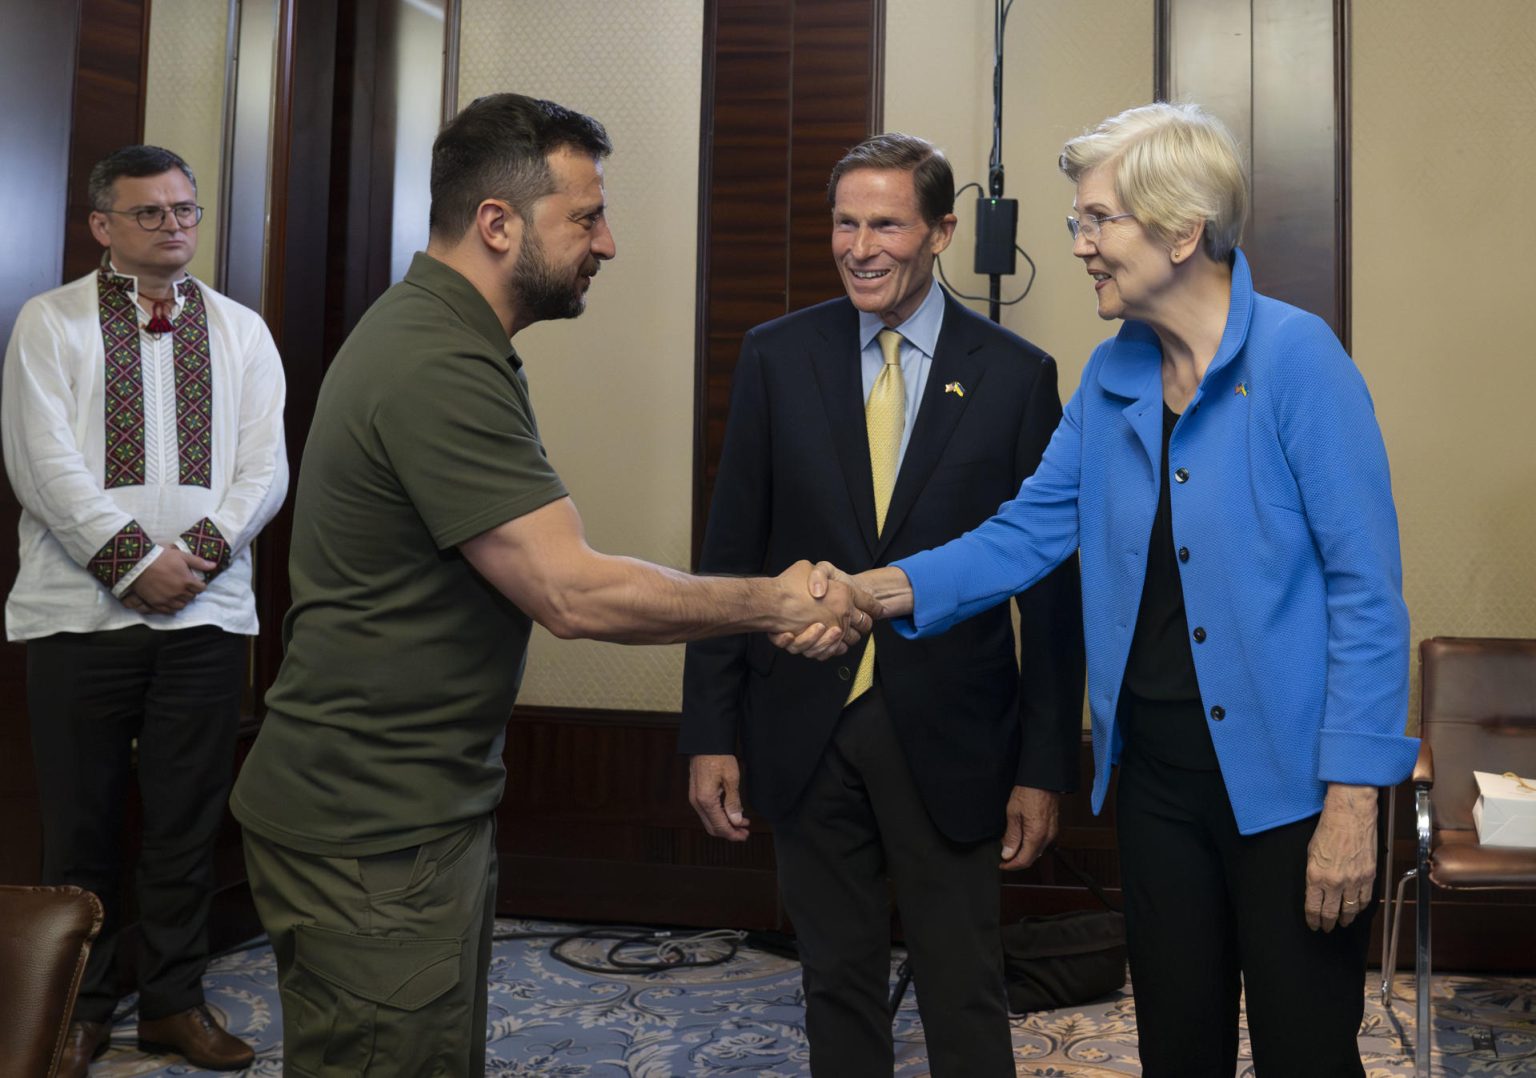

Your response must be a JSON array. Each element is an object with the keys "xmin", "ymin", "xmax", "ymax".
[
  {"xmin": 251, "ymin": 0, "xmax": 341, "ymax": 704},
  {"xmin": 1249, "ymin": 0, "xmax": 1349, "ymax": 345},
  {"xmin": 63, "ymin": 0, "xmax": 150, "ymax": 282},
  {"xmin": 693, "ymin": 0, "xmax": 882, "ymax": 555},
  {"xmin": 785, "ymin": 2, "xmax": 882, "ymax": 314},
  {"xmin": 694, "ymin": 2, "xmax": 793, "ymax": 538},
  {"xmin": 496, "ymin": 708, "xmax": 781, "ymax": 926},
  {"xmin": 497, "ymin": 706, "xmax": 1532, "ymax": 972},
  {"xmin": 1157, "ymin": 0, "xmax": 1349, "ymax": 345},
  {"xmin": 0, "ymin": 0, "xmax": 83, "ymax": 887},
  {"xmin": 0, "ymin": 0, "xmax": 150, "ymax": 889}
]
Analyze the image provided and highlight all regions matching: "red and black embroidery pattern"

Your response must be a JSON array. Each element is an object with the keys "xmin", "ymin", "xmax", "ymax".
[
  {"xmin": 179, "ymin": 516, "xmax": 231, "ymax": 577},
  {"xmin": 97, "ymin": 273, "xmax": 146, "ymax": 489},
  {"xmin": 173, "ymin": 280, "xmax": 214, "ymax": 488},
  {"xmin": 88, "ymin": 520, "xmax": 150, "ymax": 589}
]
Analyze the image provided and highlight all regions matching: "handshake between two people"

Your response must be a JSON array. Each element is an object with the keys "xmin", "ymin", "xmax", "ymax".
[
  {"xmin": 700, "ymin": 561, "xmax": 1055, "ymax": 866},
  {"xmin": 767, "ymin": 561, "xmax": 913, "ymax": 660}
]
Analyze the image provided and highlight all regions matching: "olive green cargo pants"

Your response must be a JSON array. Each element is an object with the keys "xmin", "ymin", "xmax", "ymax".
[{"xmin": 243, "ymin": 815, "xmax": 496, "ymax": 1076}]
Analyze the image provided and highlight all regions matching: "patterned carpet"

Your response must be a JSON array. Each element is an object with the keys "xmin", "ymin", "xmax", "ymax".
[{"xmin": 90, "ymin": 918, "xmax": 1535, "ymax": 1076}]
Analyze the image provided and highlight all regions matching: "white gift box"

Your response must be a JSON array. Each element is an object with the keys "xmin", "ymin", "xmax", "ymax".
[{"xmin": 1472, "ymin": 770, "xmax": 1536, "ymax": 848}]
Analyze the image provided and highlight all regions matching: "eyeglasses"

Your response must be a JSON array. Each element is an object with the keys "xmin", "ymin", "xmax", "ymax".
[
  {"xmin": 102, "ymin": 203, "xmax": 204, "ymax": 231},
  {"xmin": 1065, "ymin": 212, "xmax": 1134, "ymax": 242}
]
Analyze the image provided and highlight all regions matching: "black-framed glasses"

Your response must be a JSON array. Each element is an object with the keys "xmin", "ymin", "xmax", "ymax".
[
  {"xmin": 103, "ymin": 203, "xmax": 204, "ymax": 231},
  {"xmin": 1065, "ymin": 212, "xmax": 1134, "ymax": 242}
]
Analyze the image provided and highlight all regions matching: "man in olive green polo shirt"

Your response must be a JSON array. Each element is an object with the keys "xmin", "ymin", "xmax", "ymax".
[{"xmin": 231, "ymin": 93, "xmax": 876, "ymax": 1076}]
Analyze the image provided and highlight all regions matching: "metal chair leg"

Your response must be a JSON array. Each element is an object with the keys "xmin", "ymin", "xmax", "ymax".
[
  {"xmin": 1380, "ymin": 784, "xmax": 1398, "ymax": 1005},
  {"xmin": 1414, "ymin": 786, "xmax": 1433, "ymax": 1078},
  {"xmin": 1383, "ymin": 866, "xmax": 1416, "ymax": 1007}
]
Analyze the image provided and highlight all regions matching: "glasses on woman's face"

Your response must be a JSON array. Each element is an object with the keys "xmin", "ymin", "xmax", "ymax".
[
  {"xmin": 103, "ymin": 203, "xmax": 204, "ymax": 231},
  {"xmin": 1065, "ymin": 211, "xmax": 1134, "ymax": 242}
]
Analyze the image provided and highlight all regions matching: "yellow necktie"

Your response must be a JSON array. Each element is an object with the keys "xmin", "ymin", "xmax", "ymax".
[{"xmin": 848, "ymin": 328, "xmax": 906, "ymax": 703}]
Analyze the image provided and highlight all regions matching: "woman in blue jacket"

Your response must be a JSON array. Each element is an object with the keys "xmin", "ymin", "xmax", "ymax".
[{"xmin": 827, "ymin": 103, "xmax": 1418, "ymax": 1076}]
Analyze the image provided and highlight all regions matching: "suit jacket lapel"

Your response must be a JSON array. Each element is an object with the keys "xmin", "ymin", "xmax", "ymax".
[
  {"xmin": 876, "ymin": 292, "xmax": 985, "ymax": 560},
  {"xmin": 809, "ymin": 303, "xmax": 880, "ymax": 555}
]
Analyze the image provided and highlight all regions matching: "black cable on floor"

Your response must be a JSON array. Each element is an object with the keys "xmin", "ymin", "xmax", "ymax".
[{"xmin": 492, "ymin": 924, "xmax": 749, "ymax": 975}]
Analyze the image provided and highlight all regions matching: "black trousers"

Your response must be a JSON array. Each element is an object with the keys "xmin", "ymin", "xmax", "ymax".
[
  {"xmin": 1115, "ymin": 737, "xmax": 1375, "ymax": 1078},
  {"xmin": 28, "ymin": 625, "xmax": 247, "ymax": 1024},
  {"xmin": 772, "ymin": 686, "xmax": 1014, "ymax": 1078}
]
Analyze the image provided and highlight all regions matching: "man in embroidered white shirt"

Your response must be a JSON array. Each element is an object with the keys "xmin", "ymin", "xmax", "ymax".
[{"xmin": 1, "ymin": 145, "xmax": 287, "ymax": 1075}]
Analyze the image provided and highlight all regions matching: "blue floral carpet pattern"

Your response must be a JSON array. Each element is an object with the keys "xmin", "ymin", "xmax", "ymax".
[{"xmin": 91, "ymin": 918, "xmax": 1535, "ymax": 1076}]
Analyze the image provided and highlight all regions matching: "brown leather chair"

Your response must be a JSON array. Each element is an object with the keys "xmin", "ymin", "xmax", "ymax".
[
  {"xmin": 1380, "ymin": 637, "xmax": 1536, "ymax": 1078},
  {"xmin": 0, "ymin": 884, "xmax": 105, "ymax": 1078}
]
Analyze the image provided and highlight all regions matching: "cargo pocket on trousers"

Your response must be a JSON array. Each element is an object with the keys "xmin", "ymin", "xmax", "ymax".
[{"xmin": 289, "ymin": 922, "xmax": 463, "ymax": 1073}]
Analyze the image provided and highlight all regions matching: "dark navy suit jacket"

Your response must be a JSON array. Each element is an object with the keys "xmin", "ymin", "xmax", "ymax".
[{"xmin": 680, "ymin": 289, "xmax": 1085, "ymax": 843}]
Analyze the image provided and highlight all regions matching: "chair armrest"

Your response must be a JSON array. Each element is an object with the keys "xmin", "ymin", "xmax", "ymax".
[
  {"xmin": 1414, "ymin": 784, "xmax": 1433, "ymax": 866},
  {"xmin": 1411, "ymin": 739, "xmax": 1434, "ymax": 788}
]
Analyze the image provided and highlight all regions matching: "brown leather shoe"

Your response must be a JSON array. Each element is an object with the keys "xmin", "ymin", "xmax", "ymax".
[
  {"xmin": 57, "ymin": 1019, "xmax": 110, "ymax": 1078},
  {"xmin": 137, "ymin": 1004, "xmax": 254, "ymax": 1070}
]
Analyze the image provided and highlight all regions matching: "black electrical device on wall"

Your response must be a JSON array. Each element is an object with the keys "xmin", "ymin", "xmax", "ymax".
[
  {"xmin": 975, "ymin": 196, "xmax": 1019, "ymax": 277},
  {"xmin": 934, "ymin": 0, "xmax": 1033, "ymax": 324},
  {"xmin": 978, "ymin": 0, "xmax": 1018, "ymax": 320}
]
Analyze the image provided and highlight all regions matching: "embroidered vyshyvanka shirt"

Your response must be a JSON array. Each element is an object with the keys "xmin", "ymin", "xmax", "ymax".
[{"xmin": 2, "ymin": 268, "xmax": 288, "ymax": 641}]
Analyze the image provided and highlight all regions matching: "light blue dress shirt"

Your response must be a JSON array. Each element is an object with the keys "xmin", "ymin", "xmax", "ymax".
[{"xmin": 858, "ymin": 277, "xmax": 945, "ymax": 466}]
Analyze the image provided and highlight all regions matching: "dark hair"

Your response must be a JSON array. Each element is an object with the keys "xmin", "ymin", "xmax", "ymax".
[
  {"xmin": 429, "ymin": 93, "xmax": 613, "ymax": 239},
  {"xmin": 88, "ymin": 145, "xmax": 197, "ymax": 211},
  {"xmin": 826, "ymin": 133, "xmax": 954, "ymax": 223}
]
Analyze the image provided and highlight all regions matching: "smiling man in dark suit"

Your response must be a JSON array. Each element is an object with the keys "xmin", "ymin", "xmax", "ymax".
[{"xmin": 680, "ymin": 133, "xmax": 1085, "ymax": 1076}]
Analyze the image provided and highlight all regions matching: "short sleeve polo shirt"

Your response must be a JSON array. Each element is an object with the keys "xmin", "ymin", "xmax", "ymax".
[{"xmin": 232, "ymin": 253, "xmax": 567, "ymax": 856}]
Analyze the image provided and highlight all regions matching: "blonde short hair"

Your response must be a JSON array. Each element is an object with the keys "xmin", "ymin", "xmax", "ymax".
[{"xmin": 1059, "ymin": 102, "xmax": 1247, "ymax": 262}]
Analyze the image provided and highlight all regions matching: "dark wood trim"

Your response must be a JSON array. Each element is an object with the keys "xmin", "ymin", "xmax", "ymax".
[
  {"xmin": 1155, "ymin": 0, "xmax": 1349, "ymax": 342},
  {"xmin": 212, "ymin": 0, "xmax": 240, "ymax": 295},
  {"xmin": 262, "ymin": 0, "xmax": 296, "ymax": 339},
  {"xmin": 867, "ymin": 0, "xmax": 885, "ymax": 132},
  {"xmin": 509, "ymin": 704, "xmax": 682, "ymax": 730},
  {"xmin": 690, "ymin": 0, "xmax": 719, "ymax": 566},
  {"xmin": 440, "ymin": 0, "xmax": 461, "ymax": 124},
  {"xmin": 137, "ymin": 0, "xmax": 152, "ymax": 135},
  {"xmin": 251, "ymin": 0, "xmax": 301, "ymax": 710},
  {"xmin": 328, "ymin": 0, "xmax": 400, "ymax": 345},
  {"xmin": 1334, "ymin": 0, "xmax": 1351, "ymax": 350},
  {"xmin": 1153, "ymin": 0, "xmax": 1171, "ymax": 100}
]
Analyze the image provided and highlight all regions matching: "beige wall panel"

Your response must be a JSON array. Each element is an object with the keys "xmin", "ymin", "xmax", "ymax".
[
  {"xmin": 1353, "ymin": 0, "xmax": 1536, "ymax": 727},
  {"xmin": 143, "ymin": 0, "xmax": 228, "ymax": 286},
  {"xmin": 884, "ymin": 0, "xmax": 1154, "ymax": 397},
  {"xmin": 886, "ymin": 1, "xmax": 1151, "ymax": 728},
  {"xmin": 458, "ymin": 0, "xmax": 702, "ymax": 710}
]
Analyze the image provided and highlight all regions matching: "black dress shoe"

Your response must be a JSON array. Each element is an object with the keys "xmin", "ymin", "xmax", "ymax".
[
  {"xmin": 57, "ymin": 1019, "xmax": 110, "ymax": 1078},
  {"xmin": 138, "ymin": 1004, "xmax": 254, "ymax": 1070}
]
